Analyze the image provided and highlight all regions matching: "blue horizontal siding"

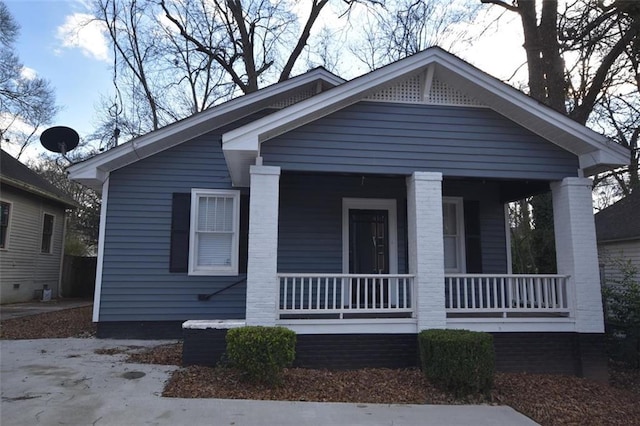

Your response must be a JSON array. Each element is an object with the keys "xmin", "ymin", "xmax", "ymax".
[
  {"xmin": 443, "ymin": 180, "xmax": 508, "ymax": 274},
  {"xmin": 101, "ymin": 130, "xmax": 246, "ymax": 322},
  {"xmin": 278, "ymin": 174, "xmax": 408, "ymax": 274},
  {"xmin": 262, "ymin": 102, "xmax": 579, "ymax": 180}
]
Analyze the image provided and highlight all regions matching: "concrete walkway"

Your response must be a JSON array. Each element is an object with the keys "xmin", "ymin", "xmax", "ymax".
[
  {"xmin": 0, "ymin": 299, "xmax": 92, "ymax": 321},
  {"xmin": 0, "ymin": 338, "xmax": 539, "ymax": 426}
]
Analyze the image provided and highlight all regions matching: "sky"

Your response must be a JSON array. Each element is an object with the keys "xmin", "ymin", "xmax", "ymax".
[{"xmin": 3, "ymin": 0, "xmax": 526, "ymax": 162}]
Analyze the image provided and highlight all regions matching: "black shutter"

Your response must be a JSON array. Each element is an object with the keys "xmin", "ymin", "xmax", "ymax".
[
  {"xmin": 170, "ymin": 193, "xmax": 190, "ymax": 273},
  {"xmin": 464, "ymin": 200, "xmax": 483, "ymax": 273},
  {"xmin": 238, "ymin": 194, "xmax": 249, "ymax": 273}
]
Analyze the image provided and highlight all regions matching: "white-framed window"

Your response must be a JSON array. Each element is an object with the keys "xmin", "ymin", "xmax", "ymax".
[
  {"xmin": 189, "ymin": 189, "xmax": 240, "ymax": 275},
  {"xmin": 443, "ymin": 197, "xmax": 466, "ymax": 273},
  {"xmin": 0, "ymin": 200, "xmax": 10, "ymax": 249},
  {"xmin": 41, "ymin": 212, "xmax": 55, "ymax": 254}
]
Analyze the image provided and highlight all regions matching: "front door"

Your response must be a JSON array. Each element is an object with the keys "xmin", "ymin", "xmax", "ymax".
[
  {"xmin": 349, "ymin": 209, "xmax": 389, "ymax": 307},
  {"xmin": 349, "ymin": 209, "xmax": 389, "ymax": 274}
]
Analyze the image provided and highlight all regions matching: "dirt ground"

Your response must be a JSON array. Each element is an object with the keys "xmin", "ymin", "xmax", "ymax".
[{"xmin": 2, "ymin": 306, "xmax": 639, "ymax": 426}]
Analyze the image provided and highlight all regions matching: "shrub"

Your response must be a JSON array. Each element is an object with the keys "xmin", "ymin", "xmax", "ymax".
[
  {"xmin": 602, "ymin": 258, "xmax": 640, "ymax": 368},
  {"xmin": 418, "ymin": 329, "xmax": 494, "ymax": 397},
  {"xmin": 226, "ymin": 326, "xmax": 296, "ymax": 384}
]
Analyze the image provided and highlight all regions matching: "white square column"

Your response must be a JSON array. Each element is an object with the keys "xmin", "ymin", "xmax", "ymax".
[
  {"xmin": 551, "ymin": 177, "xmax": 604, "ymax": 333},
  {"xmin": 407, "ymin": 172, "xmax": 446, "ymax": 330},
  {"xmin": 245, "ymin": 165, "xmax": 281, "ymax": 326}
]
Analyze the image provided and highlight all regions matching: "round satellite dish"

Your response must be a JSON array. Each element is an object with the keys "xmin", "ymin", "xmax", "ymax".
[{"xmin": 40, "ymin": 126, "xmax": 79, "ymax": 154}]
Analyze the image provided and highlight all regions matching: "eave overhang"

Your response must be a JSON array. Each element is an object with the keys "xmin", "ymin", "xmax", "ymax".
[
  {"xmin": 222, "ymin": 48, "xmax": 629, "ymax": 187},
  {"xmin": 67, "ymin": 68, "xmax": 345, "ymax": 192},
  {"xmin": 1, "ymin": 176, "xmax": 77, "ymax": 209}
]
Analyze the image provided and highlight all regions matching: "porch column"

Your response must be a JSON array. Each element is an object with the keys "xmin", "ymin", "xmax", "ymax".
[
  {"xmin": 551, "ymin": 177, "xmax": 604, "ymax": 333},
  {"xmin": 246, "ymin": 164, "xmax": 281, "ymax": 326},
  {"xmin": 407, "ymin": 172, "xmax": 445, "ymax": 330}
]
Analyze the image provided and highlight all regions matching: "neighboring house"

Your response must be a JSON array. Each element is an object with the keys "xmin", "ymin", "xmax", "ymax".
[
  {"xmin": 595, "ymin": 191, "xmax": 640, "ymax": 286},
  {"xmin": 1, "ymin": 150, "xmax": 76, "ymax": 304},
  {"xmin": 68, "ymin": 48, "xmax": 628, "ymax": 378}
]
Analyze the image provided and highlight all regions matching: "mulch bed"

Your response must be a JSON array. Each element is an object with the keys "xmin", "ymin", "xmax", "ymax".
[
  {"xmin": 2, "ymin": 306, "xmax": 640, "ymax": 425},
  {"xmin": 0, "ymin": 306, "xmax": 95, "ymax": 339},
  {"xmin": 163, "ymin": 365, "xmax": 468, "ymax": 404}
]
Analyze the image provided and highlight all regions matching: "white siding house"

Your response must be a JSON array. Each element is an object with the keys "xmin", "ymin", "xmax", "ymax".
[
  {"xmin": 596, "ymin": 191, "xmax": 640, "ymax": 286},
  {"xmin": 0, "ymin": 150, "xmax": 76, "ymax": 304}
]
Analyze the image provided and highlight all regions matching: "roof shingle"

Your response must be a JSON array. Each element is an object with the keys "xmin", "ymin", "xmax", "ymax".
[{"xmin": 595, "ymin": 191, "xmax": 640, "ymax": 243}]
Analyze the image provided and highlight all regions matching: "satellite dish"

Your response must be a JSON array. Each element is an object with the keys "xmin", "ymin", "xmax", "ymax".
[{"xmin": 40, "ymin": 126, "xmax": 79, "ymax": 155}]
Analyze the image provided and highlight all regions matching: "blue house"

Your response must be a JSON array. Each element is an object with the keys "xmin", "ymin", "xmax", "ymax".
[{"xmin": 68, "ymin": 48, "xmax": 628, "ymax": 377}]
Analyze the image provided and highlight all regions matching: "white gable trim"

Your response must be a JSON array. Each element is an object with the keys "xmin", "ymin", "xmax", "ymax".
[
  {"xmin": 222, "ymin": 48, "xmax": 628, "ymax": 186},
  {"xmin": 68, "ymin": 68, "xmax": 344, "ymax": 191}
]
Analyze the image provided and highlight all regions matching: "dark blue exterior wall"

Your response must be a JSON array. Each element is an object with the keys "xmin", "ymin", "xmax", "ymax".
[
  {"xmin": 99, "ymin": 101, "xmax": 579, "ymax": 323},
  {"xmin": 262, "ymin": 102, "xmax": 579, "ymax": 180},
  {"xmin": 277, "ymin": 174, "xmax": 508, "ymax": 275},
  {"xmin": 278, "ymin": 174, "xmax": 408, "ymax": 274},
  {"xmin": 101, "ymin": 131, "xmax": 247, "ymax": 322}
]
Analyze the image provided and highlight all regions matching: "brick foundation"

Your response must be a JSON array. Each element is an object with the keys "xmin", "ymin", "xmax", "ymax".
[{"xmin": 180, "ymin": 328, "xmax": 606, "ymax": 378}]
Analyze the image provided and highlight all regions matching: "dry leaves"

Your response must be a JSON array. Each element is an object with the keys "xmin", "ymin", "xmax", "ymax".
[
  {"xmin": 3, "ymin": 307, "xmax": 640, "ymax": 426},
  {"xmin": 0, "ymin": 306, "xmax": 95, "ymax": 339}
]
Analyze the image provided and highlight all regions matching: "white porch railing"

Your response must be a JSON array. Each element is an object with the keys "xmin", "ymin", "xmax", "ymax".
[
  {"xmin": 278, "ymin": 274, "xmax": 415, "ymax": 319},
  {"xmin": 445, "ymin": 274, "xmax": 572, "ymax": 317}
]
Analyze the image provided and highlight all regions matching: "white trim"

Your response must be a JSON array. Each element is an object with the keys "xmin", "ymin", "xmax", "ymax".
[
  {"xmin": 0, "ymin": 199, "xmax": 12, "ymax": 250},
  {"xmin": 442, "ymin": 197, "xmax": 465, "ymax": 273},
  {"xmin": 93, "ymin": 176, "xmax": 109, "ymax": 322},
  {"xmin": 188, "ymin": 189, "xmax": 241, "ymax": 276},
  {"xmin": 422, "ymin": 64, "xmax": 435, "ymax": 101},
  {"xmin": 182, "ymin": 319, "xmax": 246, "ymax": 330},
  {"xmin": 341, "ymin": 198, "xmax": 398, "ymax": 275},
  {"xmin": 222, "ymin": 48, "xmax": 628, "ymax": 186},
  {"xmin": 446, "ymin": 318, "xmax": 576, "ymax": 333},
  {"xmin": 67, "ymin": 69, "xmax": 344, "ymax": 191},
  {"xmin": 504, "ymin": 204, "xmax": 513, "ymax": 274},
  {"xmin": 277, "ymin": 318, "xmax": 417, "ymax": 334}
]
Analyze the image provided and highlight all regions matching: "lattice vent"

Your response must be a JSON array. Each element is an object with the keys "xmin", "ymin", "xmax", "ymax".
[
  {"xmin": 269, "ymin": 88, "xmax": 317, "ymax": 108},
  {"xmin": 427, "ymin": 79, "xmax": 483, "ymax": 106},
  {"xmin": 366, "ymin": 74, "xmax": 423, "ymax": 103}
]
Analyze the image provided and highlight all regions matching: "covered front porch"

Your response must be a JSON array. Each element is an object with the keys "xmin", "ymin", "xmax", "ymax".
[{"xmin": 245, "ymin": 166, "xmax": 603, "ymax": 336}]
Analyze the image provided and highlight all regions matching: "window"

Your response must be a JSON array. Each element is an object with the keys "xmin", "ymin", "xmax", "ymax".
[
  {"xmin": 41, "ymin": 213, "xmax": 55, "ymax": 254},
  {"xmin": 0, "ymin": 201, "xmax": 10, "ymax": 249},
  {"xmin": 443, "ymin": 198, "xmax": 465, "ymax": 273},
  {"xmin": 189, "ymin": 189, "xmax": 240, "ymax": 275}
]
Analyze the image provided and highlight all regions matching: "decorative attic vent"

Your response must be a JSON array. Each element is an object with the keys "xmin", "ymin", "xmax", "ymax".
[
  {"xmin": 365, "ymin": 72, "xmax": 484, "ymax": 107},
  {"xmin": 426, "ymin": 79, "xmax": 483, "ymax": 106},
  {"xmin": 269, "ymin": 88, "xmax": 317, "ymax": 108},
  {"xmin": 366, "ymin": 74, "xmax": 423, "ymax": 103}
]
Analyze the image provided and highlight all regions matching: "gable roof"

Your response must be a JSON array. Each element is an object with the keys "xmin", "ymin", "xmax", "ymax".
[
  {"xmin": 595, "ymin": 191, "xmax": 640, "ymax": 243},
  {"xmin": 67, "ymin": 68, "xmax": 345, "ymax": 191},
  {"xmin": 68, "ymin": 48, "xmax": 629, "ymax": 190},
  {"xmin": 223, "ymin": 47, "xmax": 628, "ymax": 186},
  {"xmin": 1, "ymin": 150, "xmax": 76, "ymax": 208}
]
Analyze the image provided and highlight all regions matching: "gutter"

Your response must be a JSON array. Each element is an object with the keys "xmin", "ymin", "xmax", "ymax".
[{"xmin": 1, "ymin": 177, "xmax": 77, "ymax": 209}]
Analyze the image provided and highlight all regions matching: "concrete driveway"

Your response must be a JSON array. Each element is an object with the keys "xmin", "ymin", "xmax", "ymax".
[{"xmin": 0, "ymin": 338, "xmax": 539, "ymax": 426}]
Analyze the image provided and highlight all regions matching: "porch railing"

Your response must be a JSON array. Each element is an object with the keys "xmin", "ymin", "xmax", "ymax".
[
  {"xmin": 445, "ymin": 274, "xmax": 572, "ymax": 317},
  {"xmin": 278, "ymin": 274, "xmax": 414, "ymax": 319}
]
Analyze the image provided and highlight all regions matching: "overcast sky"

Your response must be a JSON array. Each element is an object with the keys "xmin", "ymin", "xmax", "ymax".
[{"xmin": 4, "ymin": 0, "xmax": 526, "ymax": 161}]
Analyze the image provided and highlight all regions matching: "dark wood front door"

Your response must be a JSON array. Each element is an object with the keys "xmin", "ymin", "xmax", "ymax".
[{"xmin": 349, "ymin": 209, "xmax": 389, "ymax": 307}]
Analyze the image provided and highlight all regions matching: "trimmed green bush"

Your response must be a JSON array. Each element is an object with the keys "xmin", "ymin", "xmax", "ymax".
[
  {"xmin": 226, "ymin": 326, "xmax": 296, "ymax": 384},
  {"xmin": 418, "ymin": 329, "xmax": 495, "ymax": 397}
]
